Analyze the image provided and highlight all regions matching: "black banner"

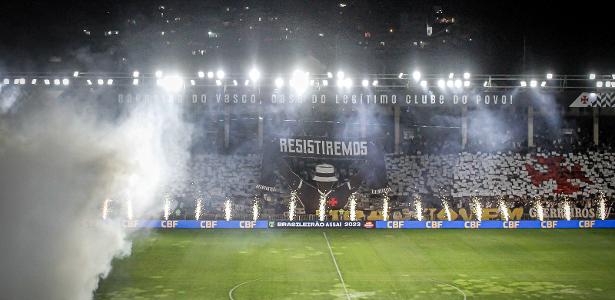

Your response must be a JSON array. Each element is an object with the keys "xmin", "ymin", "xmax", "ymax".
[{"xmin": 258, "ymin": 136, "xmax": 388, "ymax": 213}]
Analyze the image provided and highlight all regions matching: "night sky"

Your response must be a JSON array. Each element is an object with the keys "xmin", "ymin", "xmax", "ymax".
[{"xmin": 0, "ymin": 1, "xmax": 613, "ymax": 74}]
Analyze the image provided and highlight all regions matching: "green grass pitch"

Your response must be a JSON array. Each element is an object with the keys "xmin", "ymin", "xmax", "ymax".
[{"xmin": 95, "ymin": 229, "xmax": 615, "ymax": 299}]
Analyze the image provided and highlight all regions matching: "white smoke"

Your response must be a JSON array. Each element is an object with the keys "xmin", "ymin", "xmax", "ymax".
[{"xmin": 0, "ymin": 90, "xmax": 191, "ymax": 300}]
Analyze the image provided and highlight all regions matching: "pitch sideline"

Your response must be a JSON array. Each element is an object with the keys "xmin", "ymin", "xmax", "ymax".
[{"xmin": 323, "ymin": 231, "xmax": 352, "ymax": 300}]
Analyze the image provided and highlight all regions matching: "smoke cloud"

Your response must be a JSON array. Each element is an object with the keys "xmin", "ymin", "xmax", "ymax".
[{"xmin": 0, "ymin": 89, "xmax": 191, "ymax": 299}]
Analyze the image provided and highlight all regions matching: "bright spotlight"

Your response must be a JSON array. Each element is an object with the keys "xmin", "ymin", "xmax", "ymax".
[
  {"xmin": 190, "ymin": 79, "xmax": 196, "ymax": 86},
  {"xmin": 420, "ymin": 80, "xmax": 428, "ymax": 88},
  {"xmin": 73, "ymin": 71, "xmax": 79, "ymax": 78},
  {"xmin": 412, "ymin": 71, "xmax": 421, "ymax": 82},
  {"xmin": 133, "ymin": 70, "xmax": 140, "ymax": 78},
  {"xmin": 463, "ymin": 80, "xmax": 470, "ymax": 87},
  {"xmin": 31, "ymin": 79, "xmax": 37, "ymax": 85},
  {"xmin": 249, "ymin": 68, "xmax": 261, "ymax": 81},
  {"xmin": 53, "ymin": 79, "xmax": 60, "ymax": 86},
  {"xmin": 336, "ymin": 71, "xmax": 345, "ymax": 79},
  {"xmin": 132, "ymin": 79, "xmax": 139, "ymax": 85},
  {"xmin": 597, "ymin": 81, "xmax": 603, "ymax": 88},
  {"xmin": 160, "ymin": 75, "xmax": 184, "ymax": 92},
  {"xmin": 612, "ymin": 74, "xmax": 615, "ymax": 79},
  {"xmin": 2, "ymin": 78, "xmax": 9, "ymax": 85},
  {"xmin": 454, "ymin": 79, "xmax": 462, "ymax": 88},
  {"xmin": 607, "ymin": 81, "xmax": 612, "ymax": 88},
  {"xmin": 107, "ymin": 79, "xmax": 113, "ymax": 85},
  {"xmin": 86, "ymin": 79, "xmax": 92, "ymax": 85},
  {"xmin": 589, "ymin": 73, "xmax": 596, "ymax": 80},
  {"xmin": 343, "ymin": 78, "xmax": 353, "ymax": 88},
  {"xmin": 216, "ymin": 70, "xmax": 225, "ymax": 79},
  {"xmin": 361, "ymin": 79, "xmax": 369, "ymax": 87},
  {"xmin": 530, "ymin": 80, "xmax": 537, "ymax": 88},
  {"xmin": 215, "ymin": 79, "xmax": 222, "ymax": 86},
  {"xmin": 463, "ymin": 72, "xmax": 471, "ymax": 80},
  {"xmin": 448, "ymin": 73, "xmax": 454, "ymax": 79},
  {"xmin": 483, "ymin": 81, "xmax": 489, "ymax": 87},
  {"xmin": 44, "ymin": 79, "xmax": 50, "ymax": 85},
  {"xmin": 322, "ymin": 79, "xmax": 329, "ymax": 86},
  {"xmin": 197, "ymin": 71, "xmax": 205, "ymax": 78},
  {"xmin": 207, "ymin": 71, "xmax": 214, "ymax": 79},
  {"xmin": 446, "ymin": 80, "xmax": 454, "ymax": 88},
  {"xmin": 327, "ymin": 72, "xmax": 333, "ymax": 78},
  {"xmin": 437, "ymin": 79, "xmax": 446, "ymax": 89},
  {"xmin": 274, "ymin": 77, "xmax": 284, "ymax": 88},
  {"xmin": 232, "ymin": 80, "xmax": 238, "ymax": 86},
  {"xmin": 244, "ymin": 80, "xmax": 250, "ymax": 86},
  {"xmin": 398, "ymin": 73, "xmax": 404, "ymax": 79},
  {"xmin": 155, "ymin": 70, "xmax": 163, "ymax": 78},
  {"xmin": 546, "ymin": 73, "xmax": 553, "ymax": 79},
  {"xmin": 540, "ymin": 81, "xmax": 547, "ymax": 87},
  {"xmin": 520, "ymin": 81, "xmax": 527, "ymax": 87},
  {"xmin": 372, "ymin": 80, "xmax": 379, "ymax": 87}
]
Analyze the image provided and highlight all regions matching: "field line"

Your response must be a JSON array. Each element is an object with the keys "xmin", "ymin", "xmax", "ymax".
[
  {"xmin": 228, "ymin": 279, "xmax": 258, "ymax": 300},
  {"xmin": 430, "ymin": 279, "xmax": 466, "ymax": 300},
  {"xmin": 323, "ymin": 232, "xmax": 352, "ymax": 300}
]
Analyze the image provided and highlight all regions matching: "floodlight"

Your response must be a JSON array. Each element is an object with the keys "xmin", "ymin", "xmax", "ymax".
[
  {"xmin": 412, "ymin": 71, "xmax": 421, "ymax": 82},
  {"xmin": 274, "ymin": 77, "xmax": 284, "ymax": 88},
  {"xmin": 249, "ymin": 68, "xmax": 260, "ymax": 81},
  {"xmin": 216, "ymin": 70, "xmax": 225, "ymax": 79}
]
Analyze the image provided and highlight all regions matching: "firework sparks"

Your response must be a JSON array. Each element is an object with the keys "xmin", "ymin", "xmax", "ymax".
[
  {"xmin": 471, "ymin": 196, "xmax": 482, "ymax": 221},
  {"xmin": 224, "ymin": 198, "xmax": 232, "ymax": 221},
  {"xmin": 348, "ymin": 192, "xmax": 357, "ymax": 221},
  {"xmin": 252, "ymin": 198, "xmax": 259, "ymax": 221},
  {"xmin": 194, "ymin": 197, "xmax": 202, "ymax": 220},
  {"xmin": 102, "ymin": 198, "xmax": 111, "ymax": 220},
  {"xmin": 598, "ymin": 192, "xmax": 607, "ymax": 220},
  {"xmin": 498, "ymin": 196, "xmax": 509, "ymax": 221},
  {"xmin": 163, "ymin": 194, "xmax": 171, "ymax": 221},
  {"xmin": 126, "ymin": 197, "xmax": 133, "ymax": 220},
  {"xmin": 318, "ymin": 194, "xmax": 327, "ymax": 221},
  {"xmin": 563, "ymin": 198, "xmax": 571, "ymax": 221},
  {"xmin": 382, "ymin": 195, "xmax": 389, "ymax": 221},
  {"xmin": 289, "ymin": 191, "xmax": 298, "ymax": 221},
  {"xmin": 535, "ymin": 196, "xmax": 544, "ymax": 221},
  {"xmin": 414, "ymin": 194, "xmax": 423, "ymax": 221}
]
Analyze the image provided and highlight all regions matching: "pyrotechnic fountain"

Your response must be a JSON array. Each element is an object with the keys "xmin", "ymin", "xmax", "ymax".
[
  {"xmin": 471, "ymin": 196, "xmax": 483, "ymax": 221},
  {"xmin": 498, "ymin": 196, "xmax": 509, "ymax": 221},
  {"xmin": 382, "ymin": 195, "xmax": 389, "ymax": 221},
  {"xmin": 535, "ymin": 196, "xmax": 544, "ymax": 221},
  {"xmin": 102, "ymin": 199, "xmax": 111, "ymax": 220},
  {"xmin": 413, "ymin": 194, "xmax": 423, "ymax": 221},
  {"xmin": 289, "ymin": 191, "xmax": 298, "ymax": 221},
  {"xmin": 194, "ymin": 197, "xmax": 202, "ymax": 221},
  {"xmin": 318, "ymin": 194, "xmax": 327, "ymax": 221},
  {"xmin": 562, "ymin": 198, "xmax": 571, "ymax": 221},
  {"xmin": 598, "ymin": 192, "xmax": 607, "ymax": 220},
  {"xmin": 224, "ymin": 198, "xmax": 232, "ymax": 221},
  {"xmin": 348, "ymin": 192, "xmax": 357, "ymax": 221},
  {"xmin": 163, "ymin": 194, "xmax": 171, "ymax": 221},
  {"xmin": 126, "ymin": 197, "xmax": 133, "ymax": 220},
  {"xmin": 252, "ymin": 197, "xmax": 259, "ymax": 221}
]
